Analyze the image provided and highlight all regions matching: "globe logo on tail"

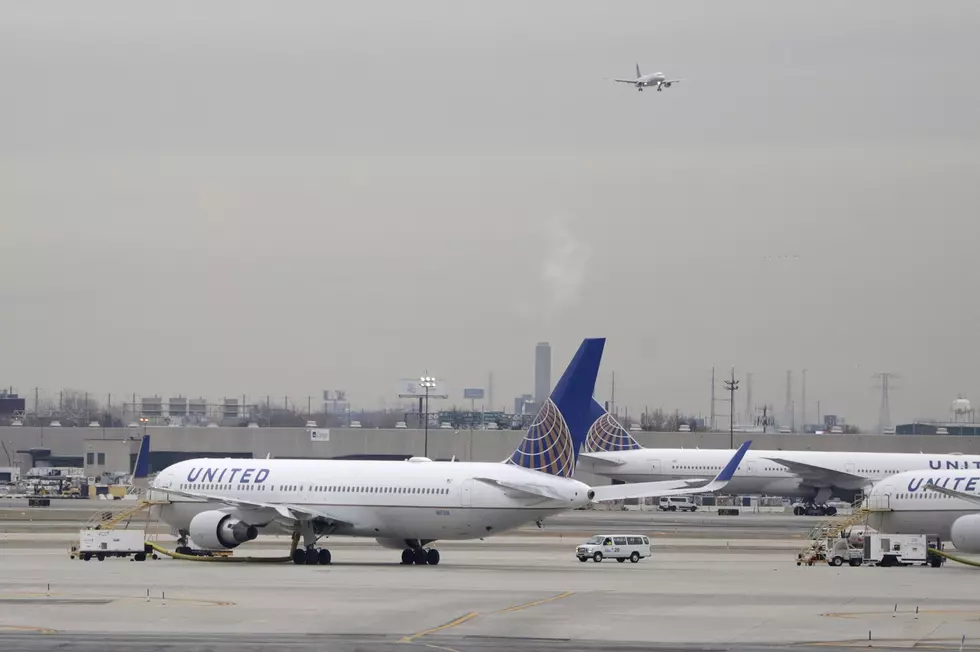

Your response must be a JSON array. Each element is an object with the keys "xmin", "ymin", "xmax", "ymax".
[
  {"xmin": 585, "ymin": 412, "xmax": 641, "ymax": 453},
  {"xmin": 508, "ymin": 399, "xmax": 575, "ymax": 478}
]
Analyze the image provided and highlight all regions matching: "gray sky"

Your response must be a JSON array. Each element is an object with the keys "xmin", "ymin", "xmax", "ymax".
[{"xmin": 3, "ymin": 1, "xmax": 979, "ymax": 428}]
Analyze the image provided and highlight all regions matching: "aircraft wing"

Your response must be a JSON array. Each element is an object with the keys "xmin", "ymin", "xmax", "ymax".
[
  {"xmin": 761, "ymin": 457, "xmax": 866, "ymax": 488},
  {"xmin": 161, "ymin": 487, "xmax": 352, "ymax": 527},
  {"xmin": 664, "ymin": 79, "xmax": 683, "ymax": 84},
  {"xmin": 591, "ymin": 440, "xmax": 752, "ymax": 503},
  {"xmin": 613, "ymin": 78, "xmax": 639, "ymax": 84},
  {"xmin": 925, "ymin": 483, "xmax": 980, "ymax": 507}
]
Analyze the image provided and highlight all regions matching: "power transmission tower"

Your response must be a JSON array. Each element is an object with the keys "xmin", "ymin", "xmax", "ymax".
[
  {"xmin": 723, "ymin": 368, "xmax": 739, "ymax": 448},
  {"xmin": 744, "ymin": 372, "xmax": 753, "ymax": 427},
  {"xmin": 784, "ymin": 370, "xmax": 793, "ymax": 432},
  {"xmin": 874, "ymin": 373, "xmax": 898, "ymax": 433}
]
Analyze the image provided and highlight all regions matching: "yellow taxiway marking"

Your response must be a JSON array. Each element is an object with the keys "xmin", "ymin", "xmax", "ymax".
[
  {"xmin": 399, "ymin": 612, "xmax": 479, "ymax": 643},
  {"xmin": 0, "ymin": 625, "xmax": 58, "ymax": 634},
  {"xmin": 499, "ymin": 591, "xmax": 574, "ymax": 613},
  {"xmin": 399, "ymin": 591, "xmax": 573, "ymax": 646}
]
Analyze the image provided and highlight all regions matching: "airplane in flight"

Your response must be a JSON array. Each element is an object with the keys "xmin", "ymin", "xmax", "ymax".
[
  {"xmin": 858, "ymin": 470, "xmax": 980, "ymax": 554},
  {"xmin": 140, "ymin": 338, "xmax": 752, "ymax": 566},
  {"xmin": 576, "ymin": 401, "xmax": 980, "ymax": 516},
  {"xmin": 614, "ymin": 63, "xmax": 683, "ymax": 92}
]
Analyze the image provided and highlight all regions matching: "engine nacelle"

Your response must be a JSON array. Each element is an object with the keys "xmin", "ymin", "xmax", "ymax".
[
  {"xmin": 663, "ymin": 82, "xmax": 672, "ymax": 88},
  {"xmin": 188, "ymin": 510, "xmax": 258, "ymax": 550},
  {"xmin": 951, "ymin": 514, "xmax": 980, "ymax": 554}
]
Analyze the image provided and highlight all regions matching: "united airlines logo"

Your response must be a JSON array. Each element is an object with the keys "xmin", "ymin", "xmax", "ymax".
[
  {"xmin": 508, "ymin": 399, "xmax": 574, "ymax": 478},
  {"xmin": 585, "ymin": 413, "xmax": 641, "ymax": 453},
  {"xmin": 929, "ymin": 460, "xmax": 980, "ymax": 470},
  {"xmin": 907, "ymin": 476, "xmax": 979, "ymax": 492},
  {"xmin": 186, "ymin": 467, "xmax": 270, "ymax": 484}
]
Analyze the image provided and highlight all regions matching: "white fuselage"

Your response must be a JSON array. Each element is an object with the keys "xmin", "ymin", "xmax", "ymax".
[
  {"xmin": 149, "ymin": 458, "xmax": 592, "ymax": 543},
  {"xmin": 866, "ymin": 470, "xmax": 980, "ymax": 540},
  {"xmin": 638, "ymin": 73, "xmax": 665, "ymax": 87},
  {"xmin": 578, "ymin": 449, "xmax": 980, "ymax": 500}
]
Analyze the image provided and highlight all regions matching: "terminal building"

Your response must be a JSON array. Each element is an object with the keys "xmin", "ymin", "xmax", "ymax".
[{"xmin": 895, "ymin": 422, "xmax": 980, "ymax": 436}]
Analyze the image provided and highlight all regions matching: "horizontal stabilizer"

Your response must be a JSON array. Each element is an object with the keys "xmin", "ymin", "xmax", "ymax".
[
  {"xmin": 924, "ymin": 483, "xmax": 980, "ymax": 507},
  {"xmin": 475, "ymin": 477, "xmax": 567, "ymax": 501},
  {"xmin": 578, "ymin": 452, "xmax": 628, "ymax": 466}
]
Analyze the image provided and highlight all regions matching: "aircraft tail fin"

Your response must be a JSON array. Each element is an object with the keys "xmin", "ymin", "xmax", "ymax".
[
  {"xmin": 584, "ymin": 399, "xmax": 642, "ymax": 453},
  {"xmin": 130, "ymin": 434, "xmax": 151, "ymax": 490},
  {"xmin": 506, "ymin": 338, "xmax": 605, "ymax": 477},
  {"xmin": 636, "ymin": 63, "xmax": 642, "ymax": 79}
]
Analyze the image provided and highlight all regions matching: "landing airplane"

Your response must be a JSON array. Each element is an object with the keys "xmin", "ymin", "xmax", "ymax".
[
  {"xmin": 576, "ymin": 401, "xmax": 980, "ymax": 516},
  {"xmin": 860, "ymin": 470, "xmax": 980, "ymax": 554},
  {"xmin": 139, "ymin": 339, "xmax": 752, "ymax": 566},
  {"xmin": 614, "ymin": 63, "xmax": 682, "ymax": 92}
]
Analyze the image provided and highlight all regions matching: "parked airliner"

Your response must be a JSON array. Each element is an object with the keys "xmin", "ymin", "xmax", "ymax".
[
  {"xmin": 861, "ymin": 470, "xmax": 980, "ymax": 553},
  {"xmin": 141, "ymin": 339, "xmax": 751, "ymax": 565},
  {"xmin": 614, "ymin": 63, "xmax": 682, "ymax": 92},
  {"xmin": 577, "ymin": 402, "xmax": 980, "ymax": 516}
]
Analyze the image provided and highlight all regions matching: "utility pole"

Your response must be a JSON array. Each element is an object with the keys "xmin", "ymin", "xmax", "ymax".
[
  {"xmin": 744, "ymin": 372, "xmax": 753, "ymax": 427},
  {"xmin": 724, "ymin": 368, "xmax": 739, "ymax": 449},
  {"xmin": 710, "ymin": 367, "xmax": 716, "ymax": 432},
  {"xmin": 801, "ymin": 369, "xmax": 807, "ymax": 432}
]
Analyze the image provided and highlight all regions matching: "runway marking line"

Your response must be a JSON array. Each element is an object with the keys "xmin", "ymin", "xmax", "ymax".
[
  {"xmin": 804, "ymin": 639, "xmax": 980, "ymax": 650},
  {"xmin": 0, "ymin": 593, "xmax": 232, "ymax": 608},
  {"xmin": 822, "ymin": 610, "xmax": 980, "ymax": 620},
  {"xmin": 0, "ymin": 625, "xmax": 58, "ymax": 634},
  {"xmin": 399, "ymin": 612, "xmax": 479, "ymax": 643},
  {"xmin": 498, "ymin": 591, "xmax": 575, "ymax": 613}
]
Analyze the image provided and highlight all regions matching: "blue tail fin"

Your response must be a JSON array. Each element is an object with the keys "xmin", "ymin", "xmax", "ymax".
[
  {"xmin": 507, "ymin": 338, "xmax": 605, "ymax": 477},
  {"xmin": 130, "ymin": 434, "xmax": 150, "ymax": 490},
  {"xmin": 584, "ymin": 399, "xmax": 642, "ymax": 453}
]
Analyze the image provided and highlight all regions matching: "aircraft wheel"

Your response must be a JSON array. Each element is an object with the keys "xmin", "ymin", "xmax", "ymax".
[
  {"xmin": 426, "ymin": 549, "xmax": 440, "ymax": 566},
  {"xmin": 592, "ymin": 551, "xmax": 603, "ymax": 563},
  {"xmin": 630, "ymin": 552, "xmax": 641, "ymax": 563},
  {"xmin": 413, "ymin": 548, "xmax": 427, "ymax": 565},
  {"xmin": 401, "ymin": 549, "xmax": 414, "ymax": 565},
  {"xmin": 793, "ymin": 506, "xmax": 805, "ymax": 516},
  {"xmin": 292, "ymin": 549, "xmax": 306, "ymax": 565},
  {"xmin": 825, "ymin": 506, "xmax": 838, "ymax": 516},
  {"xmin": 305, "ymin": 548, "xmax": 319, "ymax": 565},
  {"xmin": 318, "ymin": 548, "xmax": 332, "ymax": 565}
]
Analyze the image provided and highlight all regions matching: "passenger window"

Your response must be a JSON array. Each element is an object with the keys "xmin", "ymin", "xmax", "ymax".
[
  {"xmin": 613, "ymin": 537, "xmax": 627, "ymax": 546},
  {"xmin": 642, "ymin": 537, "xmax": 649, "ymax": 545},
  {"xmin": 627, "ymin": 537, "xmax": 641, "ymax": 545}
]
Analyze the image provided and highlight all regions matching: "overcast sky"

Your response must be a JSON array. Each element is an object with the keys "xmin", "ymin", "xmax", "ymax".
[{"xmin": 3, "ymin": 1, "xmax": 979, "ymax": 428}]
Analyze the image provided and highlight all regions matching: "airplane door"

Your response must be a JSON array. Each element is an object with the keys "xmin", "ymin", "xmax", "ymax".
[
  {"xmin": 846, "ymin": 462, "xmax": 856, "ymax": 474},
  {"xmin": 746, "ymin": 461, "xmax": 755, "ymax": 475},
  {"xmin": 650, "ymin": 460, "xmax": 662, "ymax": 477},
  {"xmin": 460, "ymin": 479, "xmax": 473, "ymax": 507}
]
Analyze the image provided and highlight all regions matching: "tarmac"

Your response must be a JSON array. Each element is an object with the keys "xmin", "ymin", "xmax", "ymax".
[{"xmin": 2, "ymin": 509, "xmax": 980, "ymax": 652}]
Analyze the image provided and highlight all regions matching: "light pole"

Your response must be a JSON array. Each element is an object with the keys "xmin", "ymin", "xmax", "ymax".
[
  {"xmin": 723, "ymin": 368, "xmax": 739, "ymax": 449},
  {"xmin": 419, "ymin": 376, "xmax": 436, "ymax": 458}
]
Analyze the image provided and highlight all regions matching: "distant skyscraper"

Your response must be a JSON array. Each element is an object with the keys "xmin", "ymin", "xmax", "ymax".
[{"xmin": 534, "ymin": 342, "xmax": 551, "ymax": 406}]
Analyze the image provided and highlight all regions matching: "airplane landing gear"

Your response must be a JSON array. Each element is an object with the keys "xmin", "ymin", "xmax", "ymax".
[
  {"xmin": 292, "ymin": 546, "xmax": 332, "ymax": 565},
  {"xmin": 401, "ymin": 546, "xmax": 440, "ymax": 566}
]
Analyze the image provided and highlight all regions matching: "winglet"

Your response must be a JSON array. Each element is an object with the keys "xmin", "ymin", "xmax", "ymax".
[
  {"xmin": 716, "ymin": 440, "xmax": 752, "ymax": 483},
  {"xmin": 130, "ymin": 434, "xmax": 151, "ymax": 490}
]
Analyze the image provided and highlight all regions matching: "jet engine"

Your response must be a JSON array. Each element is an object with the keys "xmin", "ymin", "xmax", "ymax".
[
  {"xmin": 950, "ymin": 514, "xmax": 980, "ymax": 554},
  {"xmin": 663, "ymin": 82, "xmax": 672, "ymax": 88},
  {"xmin": 188, "ymin": 510, "xmax": 258, "ymax": 550}
]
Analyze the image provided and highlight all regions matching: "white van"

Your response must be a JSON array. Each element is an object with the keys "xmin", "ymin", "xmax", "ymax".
[
  {"xmin": 576, "ymin": 534, "xmax": 652, "ymax": 563},
  {"xmin": 659, "ymin": 496, "xmax": 697, "ymax": 512}
]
